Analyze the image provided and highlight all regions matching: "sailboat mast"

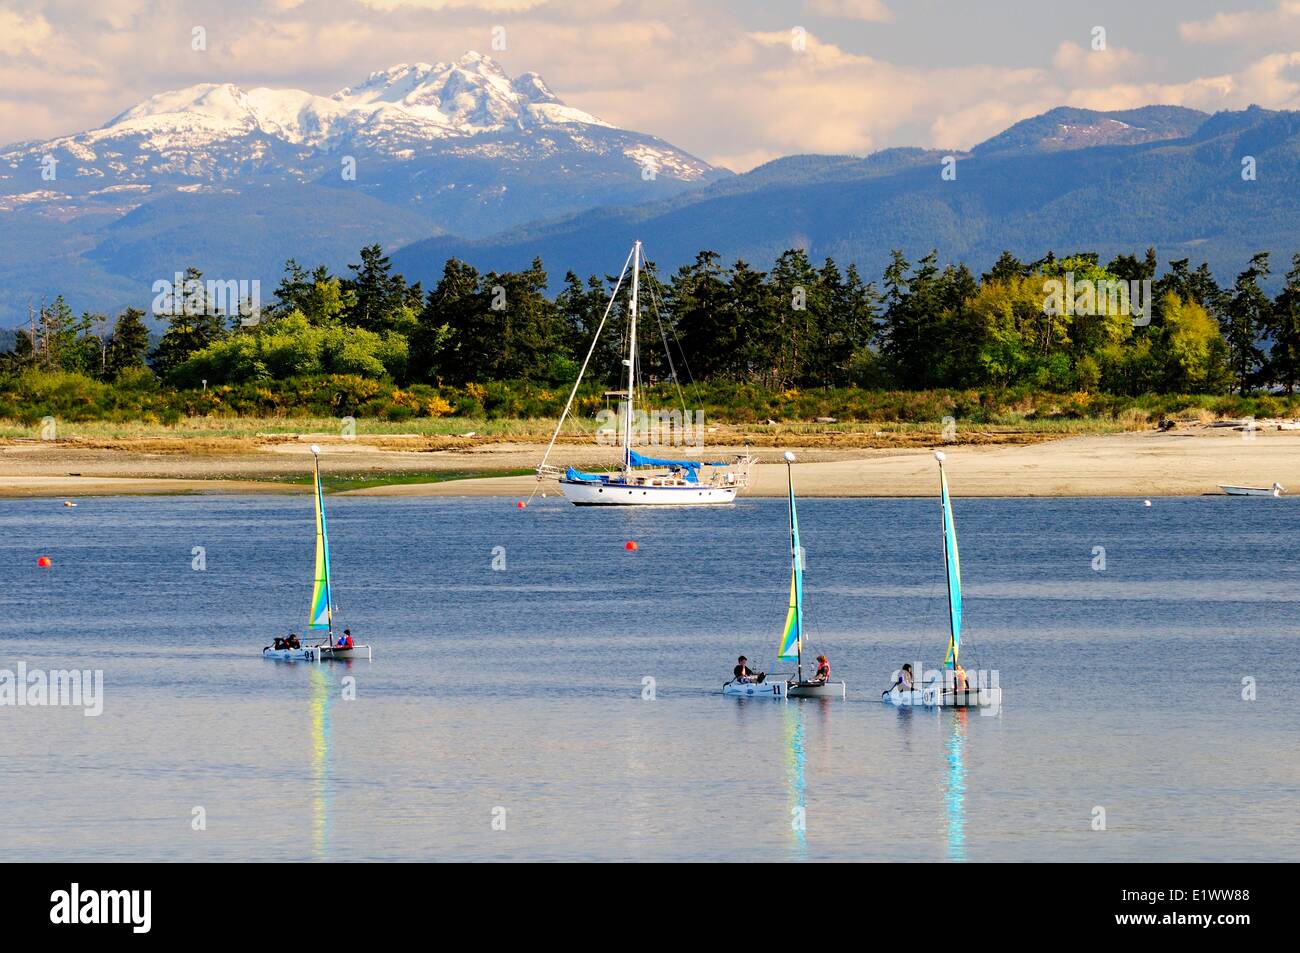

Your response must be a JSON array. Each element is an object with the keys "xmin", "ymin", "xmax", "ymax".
[
  {"xmin": 787, "ymin": 456, "xmax": 803, "ymax": 684},
  {"xmin": 315, "ymin": 448, "xmax": 333, "ymax": 641},
  {"xmin": 938, "ymin": 454, "xmax": 955, "ymax": 669},
  {"xmin": 623, "ymin": 241, "xmax": 640, "ymax": 472}
]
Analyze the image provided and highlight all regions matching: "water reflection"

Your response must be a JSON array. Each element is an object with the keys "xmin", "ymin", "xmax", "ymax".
[
  {"xmin": 945, "ymin": 708, "xmax": 968, "ymax": 862},
  {"xmin": 783, "ymin": 704, "xmax": 807, "ymax": 857},
  {"xmin": 310, "ymin": 665, "xmax": 331, "ymax": 860}
]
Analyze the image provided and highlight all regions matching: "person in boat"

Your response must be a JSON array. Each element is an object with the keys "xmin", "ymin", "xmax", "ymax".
[
  {"xmin": 892, "ymin": 663, "xmax": 915, "ymax": 692},
  {"xmin": 810, "ymin": 654, "xmax": 831, "ymax": 684},
  {"xmin": 952, "ymin": 663, "xmax": 968, "ymax": 693},
  {"xmin": 733, "ymin": 656, "xmax": 765, "ymax": 684},
  {"xmin": 336, "ymin": 629, "xmax": 354, "ymax": 649},
  {"xmin": 285, "ymin": 633, "xmax": 301, "ymax": 649}
]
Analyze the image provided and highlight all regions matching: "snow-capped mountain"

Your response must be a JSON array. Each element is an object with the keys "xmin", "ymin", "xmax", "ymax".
[
  {"xmin": 0, "ymin": 52, "xmax": 725, "ymax": 325},
  {"xmin": 0, "ymin": 52, "xmax": 717, "ymax": 212}
]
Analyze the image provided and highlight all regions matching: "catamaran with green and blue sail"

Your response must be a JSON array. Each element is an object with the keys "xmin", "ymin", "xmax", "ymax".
[
  {"xmin": 724, "ymin": 451, "xmax": 845, "ymax": 699},
  {"xmin": 884, "ymin": 451, "xmax": 997, "ymax": 708},
  {"xmin": 263, "ymin": 445, "xmax": 371, "ymax": 662}
]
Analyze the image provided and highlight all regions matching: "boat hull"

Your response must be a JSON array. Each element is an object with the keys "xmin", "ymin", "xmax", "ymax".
[
  {"xmin": 319, "ymin": 644, "xmax": 372, "ymax": 661},
  {"xmin": 1217, "ymin": 484, "xmax": 1282, "ymax": 496},
  {"xmin": 722, "ymin": 679, "xmax": 787, "ymax": 699},
  {"xmin": 263, "ymin": 645, "xmax": 319, "ymax": 661},
  {"xmin": 561, "ymin": 479, "xmax": 737, "ymax": 506},
  {"xmin": 883, "ymin": 685, "xmax": 1002, "ymax": 709},
  {"xmin": 788, "ymin": 680, "xmax": 846, "ymax": 699}
]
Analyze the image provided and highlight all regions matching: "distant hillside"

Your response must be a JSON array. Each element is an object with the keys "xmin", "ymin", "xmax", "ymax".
[
  {"xmin": 0, "ymin": 52, "xmax": 726, "ymax": 326},
  {"xmin": 392, "ymin": 105, "xmax": 1298, "ymax": 289}
]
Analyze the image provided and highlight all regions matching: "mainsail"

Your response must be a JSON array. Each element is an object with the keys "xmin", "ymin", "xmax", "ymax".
[
  {"xmin": 777, "ymin": 460, "xmax": 803, "ymax": 663},
  {"xmin": 939, "ymin": 460, "xmax": 962, "ymax": 667},
  {"xmin": 308, "ymin": 452, "xmax": 333, "ymax": 632}
]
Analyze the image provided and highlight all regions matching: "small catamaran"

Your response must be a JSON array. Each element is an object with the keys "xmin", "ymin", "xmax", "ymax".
[
  {"xmin": 535, "ymin": 240, "xmax": 752, "ymax": 505},
  {"xmin": 724, "ymin": 452, "xmax": 845, "ymax": 699},
  {"xmin": 262, "ymin": 445, "xmax": 372, "ymax": 662},
  {"xmin": 883, "ymin": 451, "xmax": 997, "ymax": 708}
]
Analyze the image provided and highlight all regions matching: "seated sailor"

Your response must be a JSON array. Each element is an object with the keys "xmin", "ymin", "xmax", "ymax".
[
  {"xmin": 810, "ymin": 654, "xmax": 831, "ymax": 684},
  {"xmin": 733, "ymin": 655, "xmax": 765, "ymax": 684}
]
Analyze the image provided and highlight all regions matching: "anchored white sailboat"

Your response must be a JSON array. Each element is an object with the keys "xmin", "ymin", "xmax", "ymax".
[
  {"xmin": 724, "ymin": 452, "xmax": 845, "ymax": 699},
  {"xmin": 536, "ymin": 240, "xmax": 752, "ymax": 505},
  {"xmin": 263, "ymin": 446, "xmax": 371, "ymax": 662},
  {"xmin": 883, "ymin": 451, "xmax": 999, "ymax": 709}
]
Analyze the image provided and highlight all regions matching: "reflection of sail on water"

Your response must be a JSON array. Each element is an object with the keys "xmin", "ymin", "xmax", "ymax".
[
  {"xmin": 311, "ymin": 666, "xmax": 331, "ymax": 859},
  {"xmin": 945, "ymin": 709, "xmax": 968, "ymax": 861},
  {"xmin": 784, "ymin": 705, "xmax": 807, "ymax": 855}
]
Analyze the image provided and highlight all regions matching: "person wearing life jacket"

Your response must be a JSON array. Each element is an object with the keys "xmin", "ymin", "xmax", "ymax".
[
  {"xmin": 952, "ymin": 663, "xmax": 968, "ymax": 693},
  {"xmin": 810, "ymin": 654, "xmax": 831, "ymax": 684},
  {"xmin": 285, "ymin": 633, "xmax": 301, "ymax": 649},
  {"xmin": 733, "ymin": 656, "xmax": 765, "ymax": 684},
  {"xmin": 336, "ymin": 629, "xmax": 354, "ymax": 649}
]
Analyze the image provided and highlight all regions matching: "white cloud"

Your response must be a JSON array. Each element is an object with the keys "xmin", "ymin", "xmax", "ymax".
[
  {"xmin": 1180, "ymin": 1, "xmax": 1300, "ymax": 44},
  {"xmin": 0, "ymin": 9, "xmax": 54, "ymax": 57},
  {"xmin": 8, "ymin": 0, "xmax": 1300, "ymax": 173}
]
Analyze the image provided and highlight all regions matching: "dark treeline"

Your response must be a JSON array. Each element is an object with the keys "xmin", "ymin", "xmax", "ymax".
[{"xmin": 7, "ymin": 243, "xmax": 1300, "ymax": 400}]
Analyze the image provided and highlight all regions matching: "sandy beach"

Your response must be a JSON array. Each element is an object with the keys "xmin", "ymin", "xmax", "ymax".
[{"xmin": 2, "ymin": 423, "xmax": 1297, "ymax": 498}]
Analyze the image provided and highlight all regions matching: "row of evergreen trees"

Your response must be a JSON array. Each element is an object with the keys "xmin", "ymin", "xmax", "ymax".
[{"xmin": 7, "ymin": 244, "xmax": 1300, "ymax": 396}]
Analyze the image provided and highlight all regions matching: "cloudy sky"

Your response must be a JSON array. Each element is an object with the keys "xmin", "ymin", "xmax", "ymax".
[{"xmin": 3, "ymin": 0, "xmax": 1300, "ymax": 170}]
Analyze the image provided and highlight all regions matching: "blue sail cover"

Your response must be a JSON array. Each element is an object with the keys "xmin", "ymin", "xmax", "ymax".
[
  {"xmin": 626, "ymin": 449, "xmax": 728, "ymax": 482},
  {"xmin": 565, "ymin": 466, "xmax": 604, "ymax": 482}
]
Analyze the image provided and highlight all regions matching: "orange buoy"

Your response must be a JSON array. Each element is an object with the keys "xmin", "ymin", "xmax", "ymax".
[
  {"xmin": 516, "ymin": 500, "xmax": 527, "ymax": 509},
  {"xmin": 36, "ymin": 556, "xmax": 52, "ymax": 568},
  {"xmin": 625, "ymin": 540, "xmax": 638, "ymax": 551}
]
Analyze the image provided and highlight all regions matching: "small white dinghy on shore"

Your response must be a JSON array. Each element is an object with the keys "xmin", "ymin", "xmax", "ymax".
[
  {"xmin": 263, "ymin": 445, "xmax": 372, "ymax": 663},
  {"xmin": 723, "ymin": 452, "xmax": 846, "ymax": 700},
  {"xmin": 883, "ymin": 452, "xmax": 1000, "ymax": 711},
  {"xmin": 1217, "ymin": 482, "xmax": 1284, "ymax": 497}
]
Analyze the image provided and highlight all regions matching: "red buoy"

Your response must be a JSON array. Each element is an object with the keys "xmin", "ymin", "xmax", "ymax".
[
  {"xmin": 36, "ymin": 556, "xmax": 52, "ymax": 568},
  {"xmin": 516, "ymin": 500, "xmax": 526, "ymax": 509},
  {"xmin": 625, "ymin": 540, "xmax": 638, "ymax": 551}
]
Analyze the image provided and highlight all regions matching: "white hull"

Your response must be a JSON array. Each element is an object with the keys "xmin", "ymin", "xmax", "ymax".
[
  {"xmin": 263, "ymin": 645, "xmax": 320, "ymax": 661},
  {"xmin": 319, "ymin": 644, "xmax": 372, "ymax": 661},
  {"xmin": 882, "ymin": 685, "xmax": 1002, "ymax": 709},
  {"xmin": 561, "ymin": 479, "xmax": 737, "ymax": 506},
  {"xmin": 788, "ymin": 680, "xmax": 846, "ymax": 699},
  {"xmin": 723, "ymin": 679, "xmax": 787, "ymax": 698},
  {"xmin": 1218, "ymin": 484, "xmax": 1283, "ymax": 496}
]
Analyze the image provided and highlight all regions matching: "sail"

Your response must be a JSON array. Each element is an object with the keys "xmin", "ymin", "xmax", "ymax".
[
  {"xmin": 940, "ymin": 465, "xmax": 962, "ymax": 667},
  {"xmin": 777, "ymin": 472, "xmax": 803, "ymax": 662},
  {"xmin": 307, "ymin": 458, "xmax": 333, "ymax": 631}
]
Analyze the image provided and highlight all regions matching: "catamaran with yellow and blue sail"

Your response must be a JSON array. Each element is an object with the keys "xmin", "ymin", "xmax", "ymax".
[
  {"xmin": 263, "ymin": 445, "xmax": 371, "ymax": 662},
  {"xmin": 724, "ymin": 451, "xmax": 844, "ymax": 699},
  {"xmin": 884, "ymin": 451, "xmax": 997, "ymax": 708}
]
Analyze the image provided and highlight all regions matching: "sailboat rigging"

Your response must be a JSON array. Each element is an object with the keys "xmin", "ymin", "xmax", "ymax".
[
  {"xmin": 883, "ymin": 451, "xmax": 997, "ymax": 708},
  {"xmin": 535, "ymin": 240, "xmax": 753, "ymax": 505},
  {"xmin": 263, "ymin": 445, "xmax": 372, "ymax": 662},
  {"xmin": 724, "ymin": 451, "xmax": 845, "ymax": 699}
]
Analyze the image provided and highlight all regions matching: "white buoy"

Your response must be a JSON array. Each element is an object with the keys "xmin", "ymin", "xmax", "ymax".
[
  {"xmin": 310, "ymin": 443, "xmax": 321, "ymax": 455},
  {"xmin": 62, "ymin": 500, "xmax": 77, "ymax": 507},
  {"xmin": 783, "ymin": 451, "xmax": 796, "ymax": 463},
  {"xmin": 934, "ymin": 450, "xmax": 946, "ymax": 462},
  {"xmin": 1143, "ymin": 499, "xmax": 1152, "ymax": 507}
]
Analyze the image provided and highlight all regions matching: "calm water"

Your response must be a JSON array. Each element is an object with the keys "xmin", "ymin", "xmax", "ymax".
[{"xmin": 2, "ymin": 493, "xmax": 1298, "ymax": 862}]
